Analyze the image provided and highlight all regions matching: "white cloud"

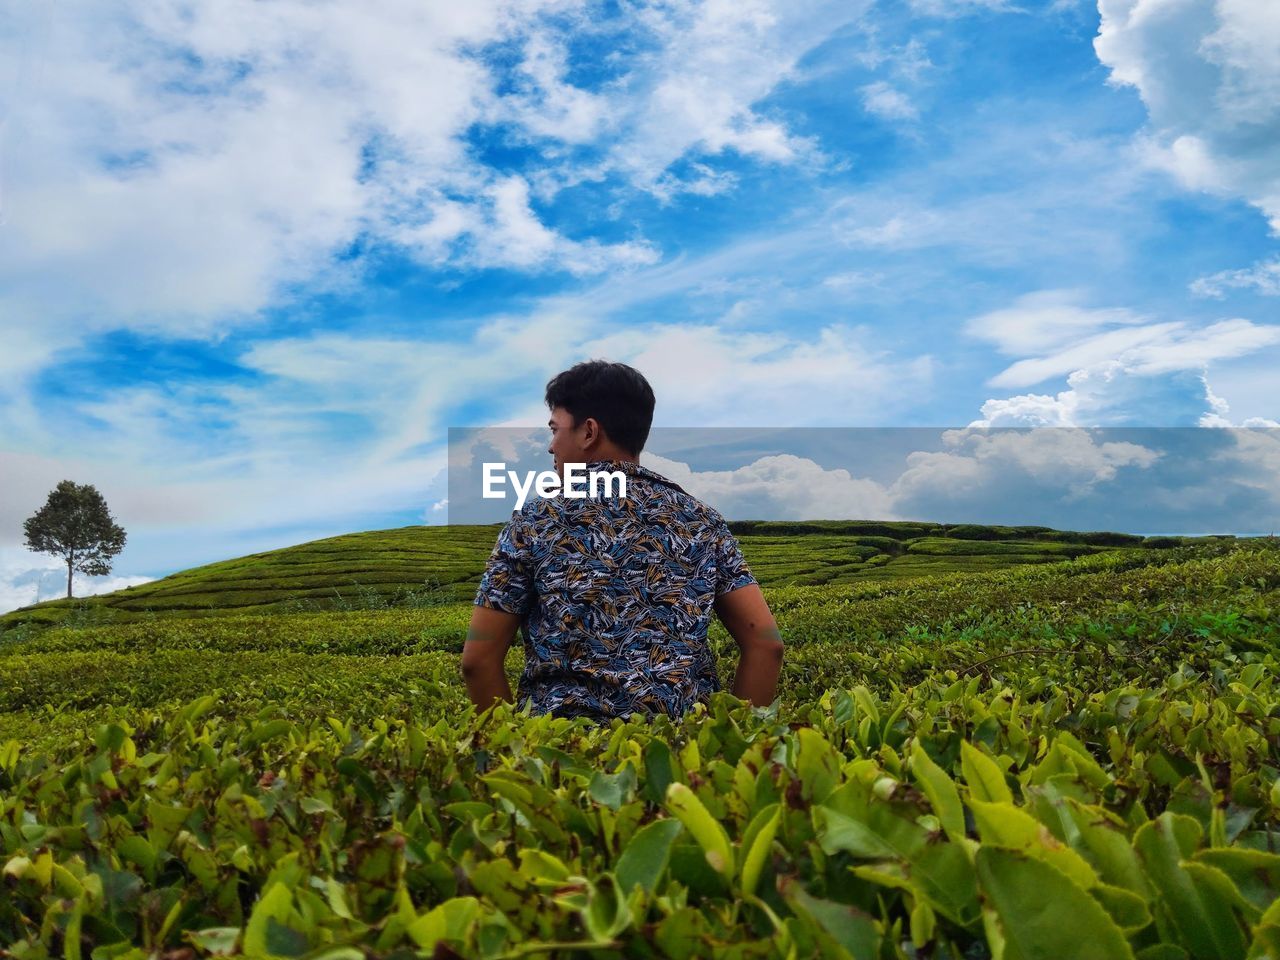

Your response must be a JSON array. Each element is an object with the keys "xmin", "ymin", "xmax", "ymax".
[
  {"xmin": 454, "ymin": 314, "xmax": 937, "ymax": 431},
  {"xmin": 1198, "ymin": 377, "xmax": 1280, "ymax": 428},
  {"xmin": 650, "ymin": 163, "xmax": 740, "ymax": 205},
  {"xmin": 0, "ymin": 0, "xmax": 867, "ymax": 391},
  {"xmin": 0, "ymin": 1, "xmax": 550, "ymax": 384},
  {"xmin": 575, "ymin": 320, "xmax": 936, "ymax": 428},
  {"xmin": 435, "ymin": 174, "xmax": 660, "ymax": 275},
  {"xmin": 611, "ymin": 0, "xmax": 870, "ymax": 191},
  {"xmin": 1191, "ymin": 257, "xmax": 1280, "ymax": 298},
  {"xmin": 963, "ymin": 289, "xmax": 1280, "ymax": 389},
  {"xmin": 891, "ymin": 427, "xmax": 1160, "ymax": 503},
  {"xmin": 964, "ymin": 289, "xmax": 1149, "ymax": 356},
  {"xmin": 970, "ymin": 362, "xmax": 1232, "ymax": 427},
  {"xmin": 1095, "ymin": 0, "xmax": 1280, "ymax": 231},
  {"xmin": 498, "ymin": 30, "xmax": 613, "ymax": 144},
  {"xmin": 619, "ymin": 429, "xmax": 1182, "ymax": 527},
  {"xmin": 641, "ymin": 452, "xmax": 897, "ymax": 520},
  {"xmin": 985, "ymin": 319, "xmax": 1273, "ymax": 389},
  {"xmin": 860, "ymin": 81, "xmax": 919, "ymax": 121},
  {"xmin": 0, "ymin": 301, "xmax": 931, "ymax": 587},
  {"xmin": 965, "ymin": 288, "xmax": 1280, "ymax": 428},
  {"xmin": 389, "ymin": 170, "xmax": 660, "ymax": 274},
  {"xmin": 0, "ymin": 547, "xmax": 155, "ymax": 617},
  {"xmin": 1206, "ymin": 428, "xmax": 1280, "ymax": 507}
]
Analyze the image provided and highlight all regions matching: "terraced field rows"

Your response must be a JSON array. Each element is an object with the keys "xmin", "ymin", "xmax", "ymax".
[
  {"xmin": 2, "ymin": 539, "xmax": 1274, "ymax": 755},
  {"xmin": 0, "ymin": 522, "xmax": 1220, "ymax": 630}
]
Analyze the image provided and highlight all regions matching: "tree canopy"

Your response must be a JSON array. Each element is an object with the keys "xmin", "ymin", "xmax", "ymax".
[{"xmin": 23, "ymin": 479, "xmax": 127, "ymax": 600}]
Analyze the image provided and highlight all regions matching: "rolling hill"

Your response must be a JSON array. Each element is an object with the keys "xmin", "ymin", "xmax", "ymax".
[{"xmin": 0, "ymin": 519, "xmax": 1225, "ymax": 632}]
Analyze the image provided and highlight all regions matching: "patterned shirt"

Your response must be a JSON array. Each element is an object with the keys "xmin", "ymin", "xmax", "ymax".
[{"xmin": 473, "ymin": 457, "xmax": 757, "ymax": 722}]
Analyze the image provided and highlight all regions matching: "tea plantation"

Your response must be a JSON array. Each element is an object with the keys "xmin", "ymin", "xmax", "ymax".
[
  {"xmin": 2, "ymin": 525, "xmax": 1279, "ymax": 959},
  {"xmin": 0, "ymin": 520, "xmax": 1160, "ymax": 631}
]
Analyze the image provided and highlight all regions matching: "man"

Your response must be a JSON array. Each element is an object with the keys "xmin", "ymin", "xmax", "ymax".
[{"xmin": 462, "ymin": 359, "xmax": 784, "ymax": 722}]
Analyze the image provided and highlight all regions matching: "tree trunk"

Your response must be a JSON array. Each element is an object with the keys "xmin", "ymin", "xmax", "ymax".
[{"xmin": 66, "ymin": 557, "xmax": 73, "ymax": 599}]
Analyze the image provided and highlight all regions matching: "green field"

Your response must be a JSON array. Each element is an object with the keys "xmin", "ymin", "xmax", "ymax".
[
  {"xmin": 2, "ymin": 525, "xmax": 1279, "ymax": 959},
  {"xmin": 0, "ymin": 521, "xmax": 1203, "ymax": 631}
]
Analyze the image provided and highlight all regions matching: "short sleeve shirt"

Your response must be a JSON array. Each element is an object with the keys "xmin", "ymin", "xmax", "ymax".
[{"xmin": 473, "ymin": 458, "xmax": 757, "ymax": 722}]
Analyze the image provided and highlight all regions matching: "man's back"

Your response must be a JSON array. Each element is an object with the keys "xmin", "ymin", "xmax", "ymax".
[{"xmin": 473, "ymin": 457, "xmax": 758, "ymax": 721}]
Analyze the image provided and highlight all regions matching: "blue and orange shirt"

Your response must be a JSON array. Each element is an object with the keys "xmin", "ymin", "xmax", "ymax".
[{"xmin": 473, "ymin": 457, "xmax": 757, "ymax": 721}]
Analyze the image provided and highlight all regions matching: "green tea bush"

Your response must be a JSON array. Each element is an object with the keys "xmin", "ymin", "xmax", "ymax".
[
  {"xmin": 2, "ymin": 539, "xmax": 1279, "ymax": 957},
  {"xmin": 3, "ymin": 661, "xmax": 1279, "ymax": 959}
]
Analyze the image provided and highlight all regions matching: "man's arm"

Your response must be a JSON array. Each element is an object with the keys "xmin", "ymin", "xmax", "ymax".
[
  {"xmin": 461, "ymin": 605, "xmax": 522, "ymax": 710},
  {"xmin": 713, "ymin": 583, "xmax": 784, "ymax": 707}
]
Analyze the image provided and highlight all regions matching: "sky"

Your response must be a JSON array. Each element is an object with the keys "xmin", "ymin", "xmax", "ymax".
[{"xmin": 1, "ymin": 0, "xmax": 1278, "ymax": 612}]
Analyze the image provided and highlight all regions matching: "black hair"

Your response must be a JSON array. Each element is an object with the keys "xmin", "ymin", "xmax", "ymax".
[{"xmin": 544, "ymin": 360, "xmax": 656, "ymax": 456}]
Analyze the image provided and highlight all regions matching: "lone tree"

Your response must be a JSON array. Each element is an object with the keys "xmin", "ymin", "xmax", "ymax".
[{"xmin": 23, "ymin": 480, "xmax": 127, "ymax": 600}]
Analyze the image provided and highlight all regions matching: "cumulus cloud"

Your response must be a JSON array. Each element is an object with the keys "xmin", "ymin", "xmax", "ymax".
[
  {"xmin": 892, "ymin": 427, "xmax": 1160, "ymax": 505},
  {"xmin": 1208, "ymin": 428, "xmax": 1280, "ymax": 504},
  {"xmin": 1094, "ymin": 0, "xmax": 1280, "ymax": 231},
  {"xmin": 963, "ymin": 289, "xmax": 1280, "ymax": 429},
  {"xmin": 0, "ymin": 2, "xmax": 551, "ymax": 384},
  {"xmin": 379, "ymin": 171, "xmax": 663, "ymax": 275},
  {"xmin": 627, "ymin": 426, "xmax": 1278, "ymax": 533},
  {"xmin": 890, "ymin": 425, "xmax": 1279, "ymax": 532},
  {"xmin": 1198, "ymin": 377, "xmax": 1280, "ymax": 428},
  {"xmin": 970, "ymin": 363, "xmax": 1234, "ymax": 427},
  {"xmin": 656, "ymin": 426, "xmax": 1275, "ymax": 532},
  {"xmin": 649, "ymin": 163, "xmax": 741, "ymax": 205},
  {"xmin": 0, "ymin": 547, "xmax": 154, "ymax": 617},
  {"xmin": 642, "ymin": 452, "xmax": 896, "ymax": 520}
]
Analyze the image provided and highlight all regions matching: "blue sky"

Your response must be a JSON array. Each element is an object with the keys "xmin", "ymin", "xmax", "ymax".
[{"xmin": 1, "ymin": 0, "xmax": 1278, "ymax": 610}]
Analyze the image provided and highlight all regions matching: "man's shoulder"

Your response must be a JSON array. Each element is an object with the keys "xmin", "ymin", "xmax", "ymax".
[{"xmin": 698, "ymin": 501, "xmax": 729, "ymax": 528}]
